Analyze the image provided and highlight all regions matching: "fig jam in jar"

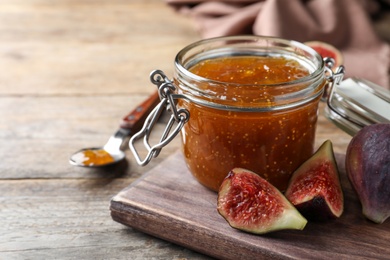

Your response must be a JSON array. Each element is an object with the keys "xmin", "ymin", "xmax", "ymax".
[{"xmin": 174, "ymin": 36, "xmax": 326, "ymax": 192}]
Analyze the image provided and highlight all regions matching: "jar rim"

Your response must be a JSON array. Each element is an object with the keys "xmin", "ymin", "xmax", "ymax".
[{"xmin": 174, "ymin": 35, "xmax": 324, "ymax": 88}]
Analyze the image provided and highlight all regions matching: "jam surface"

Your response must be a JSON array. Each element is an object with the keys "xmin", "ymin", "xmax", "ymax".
[
  {"xmin": 180, "ymin": 56, "xmax": 323, "ymax": 191},
  {"xmin": 190, "ymin": 56, "xmax": 309, "ymax": 85},
  {"xmin": 72, "ymin": 149, "xmax": 115, "ymax": 166}
]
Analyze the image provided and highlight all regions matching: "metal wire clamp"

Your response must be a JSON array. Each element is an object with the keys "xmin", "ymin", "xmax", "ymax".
[{"xmin": 129, "ymin": 70, "xmax": 189, "ymax": 166}]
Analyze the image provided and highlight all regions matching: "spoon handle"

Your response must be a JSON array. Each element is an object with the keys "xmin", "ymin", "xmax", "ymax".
[{"xmin": 119, "ymin": 91, "xmax": 160, "ymax": 133}]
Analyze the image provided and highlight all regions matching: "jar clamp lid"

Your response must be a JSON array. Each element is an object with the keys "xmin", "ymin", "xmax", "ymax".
[{"xmin": 324, "ymin": 76, "xmax": 390, "ymax": 136}]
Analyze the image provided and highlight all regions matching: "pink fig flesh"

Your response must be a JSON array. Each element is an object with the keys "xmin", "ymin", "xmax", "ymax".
[
  {"xmin": 305, "ymin": 41, "xmax": 343, "ymax": 69},
  {"xmin": 285, "ymin": 140, "xmax": 344, "ymax": 221},
  {"xmin": 217, "ymin": 168, "xmax": 307, "ymax": 234},
  {"xmin": 346, "ymin": 123, "xmax": 390, "ymax": 224}
]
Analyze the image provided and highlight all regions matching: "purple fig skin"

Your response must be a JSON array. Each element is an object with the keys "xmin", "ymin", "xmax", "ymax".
[
  {"xmin": 346, "ymin": 123, "xmax": 390, "ymax": 224},
  {"xmin": 293, "ymin": 196, "xmax": 338, "ymax": 221}
]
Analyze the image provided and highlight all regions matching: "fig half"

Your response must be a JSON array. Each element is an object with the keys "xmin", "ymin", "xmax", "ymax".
[
  {"xmin": 346, "ymin": 123, "xmax": 390, "ymax": 224},
  {"xmin": 305, "ymin": 41, "xmax": 343, "ymax": 69},
  {"xmin": 285, "ymin": 140, "xmax": 344, "ymax": 221},
  {"xmin": 217, "ymin": 168, "xmax": 307, "ymax": 234}
]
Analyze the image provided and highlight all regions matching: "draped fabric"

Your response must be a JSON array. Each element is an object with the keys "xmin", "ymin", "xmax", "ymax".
[{"xmin": 166, "ymin": 0, "xmax": 390, "ymax": 89}]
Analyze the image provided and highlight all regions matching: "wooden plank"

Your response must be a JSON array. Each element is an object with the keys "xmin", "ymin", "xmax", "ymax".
[
  {"xmin": 110, "ymin": 151, "xmax": 390, "ymax": 260},
  {"xmin": 0, "ymin": 178, "xmax": 211, "ymax": 259},
  {"xmin": 0, "ymin": 0, "xmax": 198, "ymax": 96}
]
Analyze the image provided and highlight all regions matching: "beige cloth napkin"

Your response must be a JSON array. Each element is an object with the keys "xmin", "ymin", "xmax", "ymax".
[{"xmin": 166, "ymin": 0, "xmax": 390, "ymax": 90}]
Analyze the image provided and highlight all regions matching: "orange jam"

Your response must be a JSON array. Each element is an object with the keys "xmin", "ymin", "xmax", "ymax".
[
  {"xmin": 178, "ymin": 56, "xmax": 325, "ymax": 191},
  {"xmin": 75, "ymin": 149, "xmax": 115, "ymax": 166}
]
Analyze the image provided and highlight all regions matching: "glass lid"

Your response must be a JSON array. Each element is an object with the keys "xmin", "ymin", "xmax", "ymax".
[{"xmin": 324, "ymin": 77, "xmax": 390, "ymax": 136}]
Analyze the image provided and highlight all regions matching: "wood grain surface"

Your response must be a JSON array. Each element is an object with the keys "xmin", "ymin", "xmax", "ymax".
[
  {"xmin": 111, "ymin": 151, "xmax": 390, "ymax": 260},
  {"xmin": 0, "ymin": 0, "xmax": 388, "ymax": 259}
]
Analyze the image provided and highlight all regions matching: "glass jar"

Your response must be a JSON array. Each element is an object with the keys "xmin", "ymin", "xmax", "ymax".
[{"xmin": 130, "ymin": 35, "xmax": 344, "ymax": 192}]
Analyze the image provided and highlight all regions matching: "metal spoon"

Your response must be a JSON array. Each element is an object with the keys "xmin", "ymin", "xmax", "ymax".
[{"xmin": 69, "ymin": 92, "xmax": 160, "ymax": 167}]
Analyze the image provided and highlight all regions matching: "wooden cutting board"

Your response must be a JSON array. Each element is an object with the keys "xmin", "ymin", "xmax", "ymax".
[{"xmin": 110, "ymin": 151, "xmax": 390, "ymax": 260}]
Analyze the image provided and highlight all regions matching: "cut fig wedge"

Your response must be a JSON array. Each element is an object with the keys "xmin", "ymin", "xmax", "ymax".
[
  {"xmin": 217, "ymin": 168, "xmax": 307, "ymax": 234},
  {"xmin": 285, "ymin": 140, "xmax": 344, "ymax": 221}
]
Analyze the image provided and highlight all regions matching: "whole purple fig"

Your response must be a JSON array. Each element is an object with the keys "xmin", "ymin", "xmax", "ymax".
[{"xmin": 346, "ymin": 123, "xmax": 390, "ymax": 224}]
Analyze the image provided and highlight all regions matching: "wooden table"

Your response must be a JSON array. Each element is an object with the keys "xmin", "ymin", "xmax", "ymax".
[{"xmin": 0, "ymin": 1, "xmax": 387, "ymax": 259}]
